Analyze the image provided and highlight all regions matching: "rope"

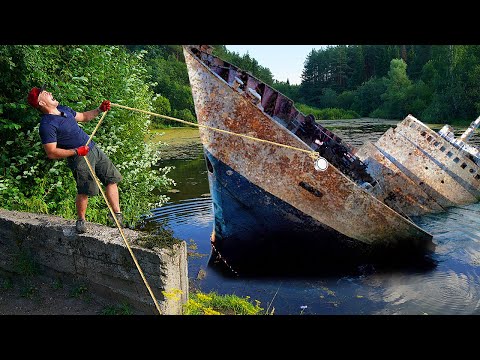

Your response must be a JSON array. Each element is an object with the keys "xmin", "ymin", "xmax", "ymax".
[
  {"xmin": 111, "ymin": 103, "xmax": 320, "ymax": 161},
  {"xmin": 85, "ymin": 110, "xmax": 107, "ymax": 146},
  {"xmin": 78, "ymin": 101, "xmax": 322, "ymax": 315},
  {"xmin": 83, "ymin": 110, "xmax": 162, "ymax": 315}
]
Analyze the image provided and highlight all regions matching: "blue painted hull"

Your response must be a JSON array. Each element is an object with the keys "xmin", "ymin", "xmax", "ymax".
[
  {"xmin": 203, "ymin": 149, "xmax": 385, "ymax": 272},
  {"xmin": 183, "ymin": 45, "xmax": 435, "ymax": 273}
]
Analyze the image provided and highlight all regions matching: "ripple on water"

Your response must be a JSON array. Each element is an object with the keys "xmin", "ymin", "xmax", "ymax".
[
  {"xmin": 366, "ymin": 269, "xmax": 480, "ymax": 315},
  {"xmin": 148, "ymin": 197, "xmax": 213, "ymax": 227},
  {"xmin": 361, "ymin": 202, "xmax": 480, "ymax": 315},
  {"xmin": 415, "ymin": 203, "xmax": 480, "ymax": 265},
  {"xmin": 148, "ymin": 121, "xmax": 480, "ymax": 315}
]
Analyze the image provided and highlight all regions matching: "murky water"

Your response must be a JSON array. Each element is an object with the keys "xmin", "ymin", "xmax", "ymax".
[{"xmin": 149, "ymin": 119, "xmax": 480, "ymax": 315}]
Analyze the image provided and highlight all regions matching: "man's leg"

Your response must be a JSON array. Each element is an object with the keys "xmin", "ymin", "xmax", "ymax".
[
  {"xmin": 94, "ymin": 147, "xmax": 123, "ymax": 226},
  {"xmin": 76, "ymin": 194, "xmax": 89, "ymax": 220},
  {"xmin": 105, "ymin": 183, "xmax": 121, "ymax": 213},
  {"xmin": 75, "ymin": 194, "xmax": 89, "ymax": 233}
]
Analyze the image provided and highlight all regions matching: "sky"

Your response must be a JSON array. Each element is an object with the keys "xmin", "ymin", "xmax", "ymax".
[{"xmin": 226, "ymin": 45, "xmax": 326, "ymax": 85}]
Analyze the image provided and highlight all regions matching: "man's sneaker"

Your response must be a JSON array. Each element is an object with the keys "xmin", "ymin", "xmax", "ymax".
[
  {"xmin": 107, "ymin": 212, "xmax": 124, "ymax": 228},
  {"xmin": 76, "ymin": 219, "xmax": 87, "ymax": 234}
]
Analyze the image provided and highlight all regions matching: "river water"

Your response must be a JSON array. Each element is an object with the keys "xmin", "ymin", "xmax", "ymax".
[{"xmin": 149, "ymin": 119, "xmax": 480, "ymax": 315}]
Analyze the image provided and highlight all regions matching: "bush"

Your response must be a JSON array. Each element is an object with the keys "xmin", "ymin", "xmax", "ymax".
[
  {"xmin": 151, "ymin": 95, "xmax": 172, "ymax": 128},
  {"xmin": 0, "ymin": 45, "xmax": 175, "ymax": 227},
  {"xmin": 296, "ymin": 103, "xmax": 360, "ymax": 120},
  {"xmin": 183, "ymin": 291, "xmax": 264, "ymax": 315},
  {"xmin": 172, "ymin": 108, "xmax": 196, "ymax": 123}
]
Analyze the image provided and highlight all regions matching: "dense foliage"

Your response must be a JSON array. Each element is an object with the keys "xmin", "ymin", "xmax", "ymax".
[
  {"xmin": 212, "ymin": 45, "xmax": 275, "ymax": 85},
  {"xmin": 125, "ymin": 45, "xmax": 480, "ymax": 125},
  {"xmin": 126, "ymin": 45, "xmax": 197, "ymax": 127},
  {"xmin": 0, "ymin": 45, "xmax": 174, "ymax": 226},
  {"xmin": 201, "ymin": 45, "xmax": 480, "ymax": 124},
  {"xmin": 294, "ymin": 45, "xmax": 480, "ymax": 123}
]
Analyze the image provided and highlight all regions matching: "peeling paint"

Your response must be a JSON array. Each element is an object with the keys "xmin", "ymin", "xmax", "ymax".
[
  {"xmin": 364, "ymin": 115, "xmax": 480, "ymax": 209},
  {"xmin": 183, "ymin": 45, "xmax": 438, "ymax": 251}
]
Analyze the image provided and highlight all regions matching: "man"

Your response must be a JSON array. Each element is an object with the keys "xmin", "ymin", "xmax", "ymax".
[{"xmin": 27, "ymin": 85, "xmax": 123, "ymax": 233}]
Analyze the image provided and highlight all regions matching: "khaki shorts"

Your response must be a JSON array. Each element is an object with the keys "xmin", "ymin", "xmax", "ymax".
[{"xmin": 66, "ymin": 146, "xmax": 123, "ymax": 196}]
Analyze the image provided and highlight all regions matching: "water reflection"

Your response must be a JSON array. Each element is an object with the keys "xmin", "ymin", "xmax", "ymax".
[
  {"xmin": 365, "ymin": 269, "xmax": 480, "ymax": 315},
  {"xmin": 207, "ymin": 231, "xmax": 438, "ymax": 278},
  {"xmin": 149, "ymin": 179, "xmax": 480, "ymax": 314},
  {"xmin": 149, "ymin": 120, "xmax": 480, "ymax": 314}
]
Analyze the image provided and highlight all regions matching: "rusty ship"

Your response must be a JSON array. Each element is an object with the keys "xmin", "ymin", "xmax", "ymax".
[
  {"xmin": 183, "ymin": 45, "xmax": 480, "ymax": 268},
  {"xmin": 356, "ymin": 115, "xmax": 480, "ymax": 215}
]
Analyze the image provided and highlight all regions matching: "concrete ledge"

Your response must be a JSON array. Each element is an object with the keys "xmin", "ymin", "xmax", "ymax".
[{"xmin": 0, "ymin": 208, "xmax": 188, "ymax": 315}]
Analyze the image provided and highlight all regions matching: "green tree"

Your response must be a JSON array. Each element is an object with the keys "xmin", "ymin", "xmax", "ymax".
[
  {"xmin": 375, "ymin": 58, "xmax": 412, "ymax": 119},
  {"xmin": 151, "ymin": 95, "xmax": 172, "ymax": 127},
  {"xmin": 319, "ymin": 88, "xmax": 338, "ymax": 108},
  {"xmin": 346, "ymin": 45, "xmax": 365, "ymax": 89},
  {"xmin": 351, "ymin": 77, "xmax": 387, "ymax": 117},
  {"xmin": 407, "ymin": 45, "xmax": 432, "ymax": 81},
  {"xmin": 213, "ymin": 46, "xmax": 274, "ymax": 85},
  {"xmin": 405, "ymin": 80, "xmax": 431, "ymax": 118},
  {"xmin": 273, "ymin": 80, "xmax": 300, "ymax": 102},
  {"xmin": 421, "ymin": 45, "xmax": 478, "ymax": 122},
  {"xmin": 337, "ymin": 90, "xmax": 355, "ymax": 110}
]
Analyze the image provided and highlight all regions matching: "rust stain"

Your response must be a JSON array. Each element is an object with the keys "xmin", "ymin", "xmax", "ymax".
[
  {"xmin": 183, "ymin": 45, "xmax": 433, "ymax": 248},
  {"xmin": 374, "ymin": 118, "xmax": 479, "ymax": 207},
  {"xmin": 356, "ymin": 141, "xmax": 445, "ymax": 216}
]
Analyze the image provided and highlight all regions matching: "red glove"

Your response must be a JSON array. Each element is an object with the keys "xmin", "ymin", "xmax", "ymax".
[
  {"xmin": 76, "ymin": 145, "xmax": 89, "ymax": 156},
  {"xmin": 99, "ymin": 100, "xmax": 111, "ymax": 112}
]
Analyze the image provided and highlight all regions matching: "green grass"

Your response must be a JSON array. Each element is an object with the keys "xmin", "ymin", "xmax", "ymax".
[
  {"xmin": 101, "ymin": 302, "xmax": 133, "ymax": 315},
  {"xmin": 296, "ymin": 103, "xmax": 360, "ymax": 120},
  {"xmin": 69, "ymin": 284, "xmax": 88, "ymax": 299},
  {"xmin": 425, "ymin": 118, "xmax": 479, "ymax": 130},
  {"xmin": 183, "ymin": 291, "xmax": 264, "ymax": 315}
]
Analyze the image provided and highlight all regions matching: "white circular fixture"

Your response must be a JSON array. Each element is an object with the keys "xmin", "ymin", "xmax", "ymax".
[{"xmin": 314, "ymin": 157, "xmax": 328, "ymax": 171}]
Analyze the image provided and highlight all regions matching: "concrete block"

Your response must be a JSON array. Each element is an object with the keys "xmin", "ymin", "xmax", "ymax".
[{"xmin": 0, "ymin": 209, "xmax": 188, "ymax": 315}]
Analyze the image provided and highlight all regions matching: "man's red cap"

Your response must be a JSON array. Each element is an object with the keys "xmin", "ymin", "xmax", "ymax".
[{"xmin": 27, "ymin": 85, "xmax": 45, "ymax": 108}]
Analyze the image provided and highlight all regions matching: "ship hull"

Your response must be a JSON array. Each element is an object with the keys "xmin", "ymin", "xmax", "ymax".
[
  {"xmin": 205, "ymin": 149, "xmax": 432, "ymax": 271},
  {"xmin": 183, "ymin": 46, "xmax": 434, "ymax": 263},
  {"xmin": 357, "ymin": 116, "xmax": 480, "ymax": 210}
]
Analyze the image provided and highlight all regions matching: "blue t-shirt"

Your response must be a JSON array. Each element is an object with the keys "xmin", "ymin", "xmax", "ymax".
[{"xmin": 38, "ymin": 105, "xmax": 96, "ymax": 149}]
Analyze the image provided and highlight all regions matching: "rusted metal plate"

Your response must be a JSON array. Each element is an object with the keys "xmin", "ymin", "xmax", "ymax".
[
  {"xmin": 375, "ymin": 117, "xmax": 479, "ymax": 207},
  {"xmin": 398, "ymin": 116, "xmax": 480, "ymax": 199},
  {"xmin": 356, "ymin": 141, "xmax": 445, "ymax": 216},
  {"xmin": 183, "ymin": 46, "xmax": 432, "ymax": 248}
]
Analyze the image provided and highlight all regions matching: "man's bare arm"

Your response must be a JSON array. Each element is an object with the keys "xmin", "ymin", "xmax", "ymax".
[
  {"xmin": 43, "ymin": 142, "xmax": 76, "ymax": 159},
  {"xmin": 75, "ymin": 107, "xmax": 102, "ymax": 123}
]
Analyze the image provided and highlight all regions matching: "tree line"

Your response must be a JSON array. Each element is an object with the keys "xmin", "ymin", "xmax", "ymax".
[
  {"xmin": 281, "ymin": 45, "xmax": 480, "ymax": 123},
  {"xmin": 128, "ymin": 45, "xmax": 480, "ymax": 127},
  {"xmin": 201, "ymin": 45, "xmax": 480, "ymax": 123}
]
